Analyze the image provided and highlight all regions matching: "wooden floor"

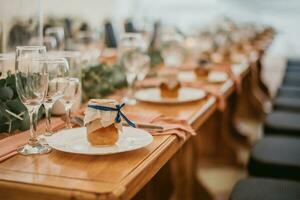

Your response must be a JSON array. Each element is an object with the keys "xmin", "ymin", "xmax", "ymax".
[{"xmin": 197, "ymin": 54, "xmax": 286, "ymax": 200}]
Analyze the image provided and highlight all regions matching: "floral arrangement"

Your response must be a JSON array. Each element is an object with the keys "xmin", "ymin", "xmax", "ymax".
[
  {"xmin": 81, "ymin": 63, "xmax": 127, "ymax": 102},
  {"xmin": 0, "ymin": 47, "xmax": 163, "ymax": 134},
  {"xmin": 0, "ymin": 73, "xmax": 44, "ymax": 133}
]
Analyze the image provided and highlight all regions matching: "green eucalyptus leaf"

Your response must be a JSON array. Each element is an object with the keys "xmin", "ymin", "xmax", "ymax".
[
  {"xmin": 6, "ymin": 99, "xmax": 26, "ymax": 114},
  {"xmin": 10, "ymin": 119, "xmax": 20, "ymax": 132},
  {"xmin": 5, "ymin": 74, "xmax": 15, "ymax": 86},
  {"xmin": 0, "ymin": 79, "xmax": 6, "ymax": 87},
  {"xmin": 0, "ymin": 87, "xmax": 14, "ymax": 101},
  {"xmin": 0, "ymin": 124, "xmax": 8, "ymax": 133},
  {"xmin": 0, "ymin": 100, "xmax": 12, "ymax": 120},
  {"xmin": 19, "ymin": 113, "xmax": 30, "ymax": 131}
]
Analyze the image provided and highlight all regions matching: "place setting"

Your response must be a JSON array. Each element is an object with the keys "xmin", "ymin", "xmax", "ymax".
[{"xmin": 134, "ymin": 69, "xmax": 207, "ymax": 104}]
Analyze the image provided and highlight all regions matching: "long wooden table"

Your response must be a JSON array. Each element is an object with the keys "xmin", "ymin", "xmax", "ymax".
[{"xmin": 0, "ymin": 65, "xmax": 250, "ymax": 200}]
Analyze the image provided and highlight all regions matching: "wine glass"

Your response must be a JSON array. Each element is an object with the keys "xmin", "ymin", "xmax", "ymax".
[
  {"xmin": 119, "ymin": 33, "xmax": 146, "ymax": 105},
  {"xmin": 15, "ymin": 46, "xmax": 52, "ymax": 155},
  {"xmin": 159, "ymin": 27, "xmax": 185, "ymax": 68},
  {"xmin": 35, "ymin": 57, "xmax": 69, "ymax": 136},
  {"xmin": 47, "ymin": 51, "xmax": 82, "ymax": 115},
  {"xmin": 60, "ymin": 77, "xmax": 80, "ymax": 129}
]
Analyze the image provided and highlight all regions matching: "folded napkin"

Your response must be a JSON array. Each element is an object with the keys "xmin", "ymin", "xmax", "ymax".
[
  {"xmin": 127, "ymin": 112, "xmax": 196, "ymax": 140},
  {"xmin": 182, "ymin": 81, "xmax": 226, "ymax": 111},
  {"xmin": 0, "ymin": 118, "xmax": 66, "ymax": 162}
]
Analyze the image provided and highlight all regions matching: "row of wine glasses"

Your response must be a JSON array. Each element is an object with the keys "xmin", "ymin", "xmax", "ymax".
[
  {"xmin": 15, "ymin": 46, "xmax": 80, "ymax": 155},
  {"xmin": 118, "ymin": 33, "xmax": 150, "ymax": 105}
]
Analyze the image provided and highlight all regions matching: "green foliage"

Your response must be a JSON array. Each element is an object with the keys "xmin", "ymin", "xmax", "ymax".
[
  {"xmin": 81, "ymin": 63, "xmax": 127, "ymax": 102},
  {"xmin": 0, "ymin": 74, "xmax": 44, "ymax": 134},
  {"xmin": 148, "ymin": 48, "xmax": 163, "ymax": 67}
]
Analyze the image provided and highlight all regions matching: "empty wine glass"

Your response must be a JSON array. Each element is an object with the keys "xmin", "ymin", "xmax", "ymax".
[
  {"xmin": 159, "ymin": 27, "xmax": 185, "ymax": 68},
  {"xmin": 35, "ymin": 57, "xmax": 69, "ymax": 136},
  {"xmin": 60, "ymin": 77, "xmax": 80, "ymax": 129},
  {"xmin": 15, "ymin": 46, "xmax": 52, "ymax": 155},
  {"xmin": 46, "ymin": 51, "xmax": 82, "ymax": 115},
  {"xmin": 119, "ymin": 33, "xmax": 146, "ymax": 105}
]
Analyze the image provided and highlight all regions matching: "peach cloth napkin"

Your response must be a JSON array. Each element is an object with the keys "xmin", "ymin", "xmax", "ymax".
[
  {"xmin": 0, "ymin": 118, "xmax": 66, "ymax": 162},
  {"xmin": 127, "ymin": 112, "xmax": 196, "ymax": 140}
]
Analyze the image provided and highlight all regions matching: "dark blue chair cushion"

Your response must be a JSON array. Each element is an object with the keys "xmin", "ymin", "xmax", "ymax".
[
  {"xmin": 277, "ymin": 86, "xmax": 300, "ymax": 98},
  {"xmin": 264, "ymin": 111, "xmax": 300, "ymax": 136},
  {"xmin": 273, "ymin": 97, "xmax": 300, "ymax": 112},
  {"xmin": 230, "ymin": 178, "xmax": 300, "ymax": 200},
  {"xmin": 287, "ymin": 59, "xmax": 300, "ymax": 67},
  {"xmin": 248, "ymin": 136, "xmax": 300, "ymax": 180},
  {"xmin": 282, "ymin": 74, "xmax": 300, "ymax": 87}
]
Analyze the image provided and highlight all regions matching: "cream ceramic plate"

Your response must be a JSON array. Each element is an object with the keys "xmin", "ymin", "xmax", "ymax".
[
  {"xmin": 45, "ymin": 127, "xmax": 153, "ymax": 155},
  {"xmin": 207, "ymin": 71, "xmax": 228, "ymax": 83},
  {"xmin": 134, "ymin": 87, "xmax": 206, "ymax": 104}
]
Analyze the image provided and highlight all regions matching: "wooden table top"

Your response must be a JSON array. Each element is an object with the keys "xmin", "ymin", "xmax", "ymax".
[{"xmin": 0, "ymin": 66, "xmax": 249, "ymax": 200}]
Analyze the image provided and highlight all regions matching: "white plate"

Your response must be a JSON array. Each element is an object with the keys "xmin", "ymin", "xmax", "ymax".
[
  {"xmin": 45, "ymin": 127, "xmax": 153, "ymax": 155},
  {"xmin": 134, "ymin": 87, "xmax": 206, "ymax": 104},
  {"xmin": 207, "ymin": 71, "xmax": 228, "ymax": 83}
]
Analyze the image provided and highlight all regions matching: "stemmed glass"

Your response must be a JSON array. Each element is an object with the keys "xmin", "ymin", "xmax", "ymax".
[
  {"xmin": 119, "ymin": 33, "xmax": 146, "ymax": 105},
  {"xmin": 60, "ymin": 77, "xmax": 80, "ymax": 129},
  {"xmin": 15, "ymin": 46, "xmax": 52, "ymax": 155},
  {"xmin": 159, "ymin": 27, "xmax": 185, "ymax": 68},
  {"xmin": 35, "ymin": 57, "xmax": 69, "ymax": 136}
]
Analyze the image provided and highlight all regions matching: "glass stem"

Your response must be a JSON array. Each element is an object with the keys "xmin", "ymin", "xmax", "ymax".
[
  {"xmin": 28, "ymin": 107, "xmax": 38, "ymax": 146},
  {"xmin": 44, "ymin": 104, "xmax": 53, "ymax": 135},
  {"xmin": 127, "ymin": 83, "xmax": 134, "ymax": 98},
  {"xmin": 65, "ymin": 104, "xmax": 72, "ymax": 129},
  {"xmin": 126, "ymin": 75, "xmax": 135, "ymax": 99}
]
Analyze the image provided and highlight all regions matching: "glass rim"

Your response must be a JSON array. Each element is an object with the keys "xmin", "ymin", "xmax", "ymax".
[
  {"xmin": 16, "ymin": 46, "xmax": 46, "ymax": 51},
  {"xmin": 32, "ymin": 56, "xmax": 69, "ymax": 64}
]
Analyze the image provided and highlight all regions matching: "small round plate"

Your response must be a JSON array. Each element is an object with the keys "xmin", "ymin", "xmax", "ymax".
[
  {"xmin": 134, "ymin": 87, "xmax": 206, "ymax": 104},
  {"xmin": 45, "ymin": 127, "xmax": 153, "ymax": 155}
]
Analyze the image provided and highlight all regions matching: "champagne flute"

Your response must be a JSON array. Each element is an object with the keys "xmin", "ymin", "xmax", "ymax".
[
  {"xmin": 60, "ymin": 77, "xmax": 80, "ymax": 129},
  {"xmin": 35, "ymin": 57, "xmax": 69, "ymax": 136},
  {"xmin": 15, "ymin": 46, "xmax": 52, "ymax": 155},
  {"xmin": 159, "ymin": 27, "xmax": 185, "ymax": 68},
  {"xmin": 119, "ymin": 33, "xmax": 146, "ymax": 105}
]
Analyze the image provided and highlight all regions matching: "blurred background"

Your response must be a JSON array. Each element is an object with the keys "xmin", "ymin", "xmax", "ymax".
[
  {"xmin": 0, "ymin": 0, "xmax": 299, "ymax": 57},
  {"xmin": 0, "ymin": 1, "xmax": 299, "ymax": 199}
]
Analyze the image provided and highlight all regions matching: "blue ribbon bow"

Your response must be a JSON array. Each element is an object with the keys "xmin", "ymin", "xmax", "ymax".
[{"xmin": 88, "ymin": 103, "xmax": 136, "ymax": 128}]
